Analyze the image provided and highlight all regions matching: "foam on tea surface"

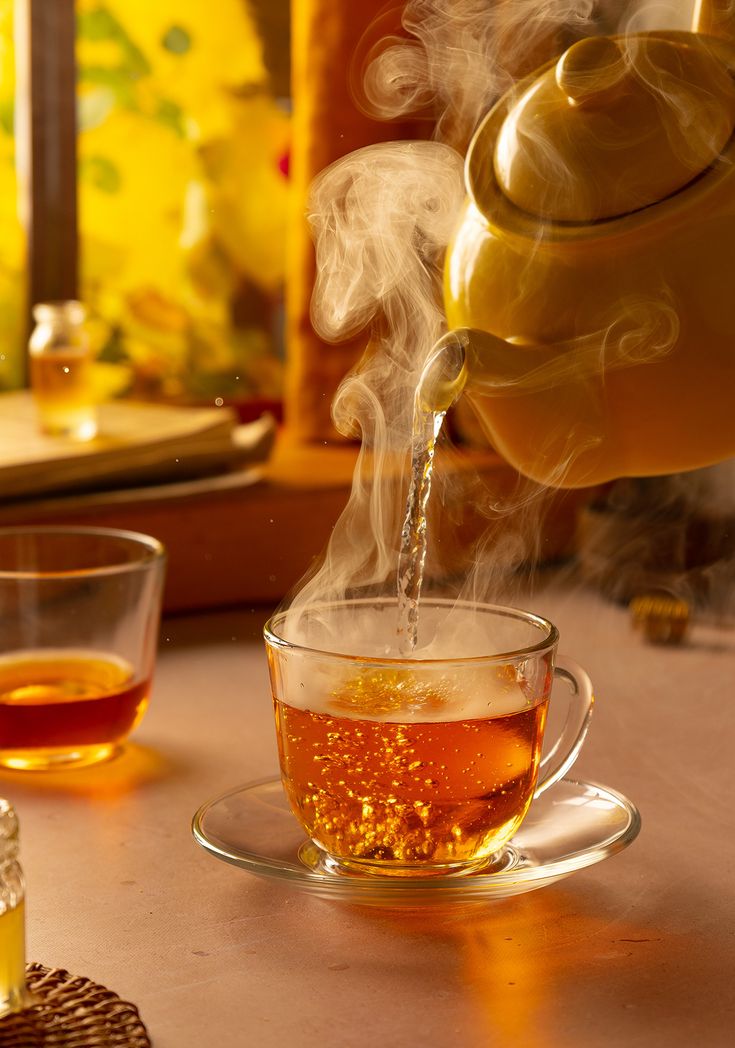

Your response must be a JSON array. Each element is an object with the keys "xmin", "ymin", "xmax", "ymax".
[
  {"xmin": 272, "ymin": 602, "xmax": 551, "ymax": 723},
  {"xmin": 278, "ymin": 661, "xmax": 533, "ymax": 724}
]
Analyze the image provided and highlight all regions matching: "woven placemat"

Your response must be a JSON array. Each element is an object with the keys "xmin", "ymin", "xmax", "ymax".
[{"xmin": 0, "ymin": 963, "xmax": 151, "ymax": 1047}]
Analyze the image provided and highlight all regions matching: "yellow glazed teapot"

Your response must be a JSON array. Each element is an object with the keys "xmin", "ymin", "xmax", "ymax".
[{"xmin": 441, "ymin": 25, "xmax": 735, "ymax": 488}]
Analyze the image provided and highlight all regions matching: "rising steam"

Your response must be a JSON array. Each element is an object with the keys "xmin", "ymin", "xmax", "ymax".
[
  {"xmin": 309, "ymin": 141, "xmax": 464, "ymax": 366},
  {"xmin": 286, "ymin": 140, "xmax": 465, "ymax": 629},
  {"xmin": 355, "ymin": 0, "xmax": 598, "ymax": 147}
]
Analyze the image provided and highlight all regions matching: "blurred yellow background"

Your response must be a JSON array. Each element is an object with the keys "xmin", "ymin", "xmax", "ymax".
[{"xmin": 0, "ymin": 0, "xmax": 290, "ymax": 412}]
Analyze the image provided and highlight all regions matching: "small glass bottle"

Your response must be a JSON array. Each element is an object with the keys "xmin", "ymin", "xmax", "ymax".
[
  {"xmin": 28, "ymin": 300, "xmax": 98, "ymax": 440},
  {"xmin": 0, "ymin": 799, "xmax": 27, "ymax": 1018}
]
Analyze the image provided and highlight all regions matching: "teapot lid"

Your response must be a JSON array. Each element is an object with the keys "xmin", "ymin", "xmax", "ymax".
[{"xmin": 484, "ymin": 33, "xmax": 735, "ymax": 223}]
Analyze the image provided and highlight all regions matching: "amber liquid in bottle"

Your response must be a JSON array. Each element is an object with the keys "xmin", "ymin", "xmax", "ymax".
[
  {"xmin": 29, "ymin": 349, "xmax": 97, "ymax": 439},
  {"xmin": 0, "ymin": 799, "xmax": 27, "ymax": 1017},
  {"xmin": 0, "ymin": 900, "xmax": 26, "ymax": 1016},
  {"xmin": 28, "ymin": 300, "xmax": 97, "ymax": 440}
]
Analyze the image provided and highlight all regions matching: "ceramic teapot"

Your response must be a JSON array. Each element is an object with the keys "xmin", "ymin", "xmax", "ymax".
[{"xmin": 438, "ymin": 27, "xmax": 735, "ymax": 488}]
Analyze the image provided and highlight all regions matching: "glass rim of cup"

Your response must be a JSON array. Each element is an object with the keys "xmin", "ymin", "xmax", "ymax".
[
  {"xmin": 0, "ymin": 525, "xmax": 166, "ymax": 581},
  {"xmin": 264, "ymin": 596, "xmax": 559, "ymax": 666}
]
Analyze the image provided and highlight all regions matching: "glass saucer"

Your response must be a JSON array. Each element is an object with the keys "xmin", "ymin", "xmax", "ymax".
[{"xmin": 192, "ymin": 776, "xmax": 641, "ymax": 906}]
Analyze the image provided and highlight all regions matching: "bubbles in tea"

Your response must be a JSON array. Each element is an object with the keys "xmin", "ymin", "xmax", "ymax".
[{"xmin": 274, "ymin": 668, "xmax": 548, "ymax": 872}]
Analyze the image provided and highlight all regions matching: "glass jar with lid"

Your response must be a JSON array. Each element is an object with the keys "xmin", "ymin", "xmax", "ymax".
[
  {"xmin": 28, "ymin": 300, "xmax": 98, "ymax": 441},
  {"xmin": 0, "ymin": 798, "xmax": 27, "ymax": 1017}
]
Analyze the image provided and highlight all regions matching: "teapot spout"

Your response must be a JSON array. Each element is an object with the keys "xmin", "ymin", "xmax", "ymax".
[
  {"xmin": 417, "ymin": 330, "xmax": 471, "ymax": 413},
  {"xmin": 417, "ymin": 327, "xmax": 560, "ymax": 413}
]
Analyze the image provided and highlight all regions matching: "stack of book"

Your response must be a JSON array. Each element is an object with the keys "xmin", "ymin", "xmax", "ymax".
[{"xmin": 0, "ymin": 392, "xmax": 275, "ymax": 501}]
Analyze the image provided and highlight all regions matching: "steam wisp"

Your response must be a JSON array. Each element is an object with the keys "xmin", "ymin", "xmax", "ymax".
[
  {"xmin": 284, "ymin": 141, "xmax": 465, "ymax": 648},
  {"xmin": 357, "ymin": 0, "xmax": 597, "ymax": 147}
]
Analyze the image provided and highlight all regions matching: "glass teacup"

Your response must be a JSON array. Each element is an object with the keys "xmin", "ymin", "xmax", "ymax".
[
  {"xmin": 0, "ymin": 526, "xmax": 166, "ymax": 770},
  {"xmin": 265, "ymin": 597, "xmax": 593, "ymax": 877}
]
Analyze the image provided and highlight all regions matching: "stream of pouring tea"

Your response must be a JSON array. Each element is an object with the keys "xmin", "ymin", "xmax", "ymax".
[{"xmin": 396, "ymin": 404, "xmax": 446, "ymax": 654}]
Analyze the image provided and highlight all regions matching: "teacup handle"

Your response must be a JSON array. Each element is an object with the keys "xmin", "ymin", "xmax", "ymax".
[{"xmin": 534, "ymin": 655, "xmax": 594, "ymax": 798}]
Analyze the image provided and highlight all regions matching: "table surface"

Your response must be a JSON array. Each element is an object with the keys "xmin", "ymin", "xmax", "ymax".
[{"xmin": 2, "ymin": 574, "xmax": 734, "ymax": 1048}]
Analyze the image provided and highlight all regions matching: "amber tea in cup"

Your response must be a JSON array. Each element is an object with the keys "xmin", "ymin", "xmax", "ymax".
[
  {"xmin": 0, "ymin": 527, "xmax": 166, "ymax": 770},
  {"xmin": 265, "ymin": 598, "xmax": 593, "ymax": 877}
]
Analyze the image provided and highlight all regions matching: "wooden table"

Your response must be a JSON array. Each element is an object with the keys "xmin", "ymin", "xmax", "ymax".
[{"xmin": 3, "ymin": 575, "xmax": 733, "ymax": 1047}]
